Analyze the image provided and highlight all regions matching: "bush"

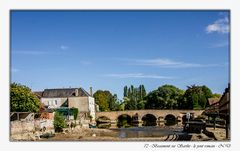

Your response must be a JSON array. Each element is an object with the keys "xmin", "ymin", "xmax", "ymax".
[
  {"xmin": 70, "ymin": 108, "xmax": 79, "ymax": 120},
  {"xmin": 54, "ymin": 112, "xmax": 67, "ymax": 132}
]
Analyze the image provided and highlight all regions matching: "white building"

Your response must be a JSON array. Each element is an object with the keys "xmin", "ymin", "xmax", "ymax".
[{"xmin": 37, "ymin": 87, "xmax": 96, "ymax": 120}]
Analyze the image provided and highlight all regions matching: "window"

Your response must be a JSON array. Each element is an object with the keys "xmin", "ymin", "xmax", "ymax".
[{"xmin": 55, "ymin": 100, "xmax": 57, "ymax": 105}]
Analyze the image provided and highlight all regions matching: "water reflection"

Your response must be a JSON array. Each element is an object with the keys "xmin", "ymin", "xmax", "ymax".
[
  {"xmin": 164, "ymin": 121, "xmax": 178, "ymax": 126},
  {"xmin": 97, "ymin": 120, "xmax": 180, "ymax": 129},
  {"xmin": 97, "ymin": 123, "xmax": 111, "ymax": 129},
  {"xmin": 96, "ymin": 119, "xmax": 183, "ymax": 138},
  {"xmin": 117, "ymin": 127, "xmax": 181, "ymax": 138},
  {"xmin": 97, "ymin": 114, "xmax": 180, "ymax": 129}
]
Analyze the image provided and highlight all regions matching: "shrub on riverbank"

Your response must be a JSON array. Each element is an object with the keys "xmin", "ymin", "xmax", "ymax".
[{"xmin": 54, "ymin": 112, "xmax": 67, "ymax": 132}]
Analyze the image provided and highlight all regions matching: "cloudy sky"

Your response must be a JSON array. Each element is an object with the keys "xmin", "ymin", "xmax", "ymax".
[{"xmin": 11, "ymin": 11, "xmax": 230, "ymax": 99}]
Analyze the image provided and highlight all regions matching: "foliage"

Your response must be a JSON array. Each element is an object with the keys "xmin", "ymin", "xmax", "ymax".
[
  {"xmin": 70, "ymin": 108, "xmax": 79, "ymax": 120},
  {"xmin": 93, "ymin": 90, "xmax": 120, "ymax": 111},
  {"xmin": 212, "ymin": 93, "xmax": 221, "ymax": 98},
  {"xmin": 123, "ymin": 85, "xmax": 147, "ymax": 110},
  {"xmin": 109, "ymin": 94, "xmax": 120, "ymax": 111},
  {"xmin": 10, "ymin": 83, "xmax": 40, "ymax": 112},
  {"xmin": 94, "ymin": 84, "xmax": 215, "ymax": 111},
  {"xmin": 54, "ymin": 112, "xmax": 67, "ymax": 132},
  {"xmin": 145, "ymin": 85, "xmax": 184, "ymax": 109},
  {"xmin": 117, "ymin": 114, "xmax": 132, "ymax": 128},
  {"xmin": 93, "ymin": 90, "xmax": 110, "ymax": 111},
  {"xmin": 183, "ymin": 85, "xmax": 213, "ymax": 109}
]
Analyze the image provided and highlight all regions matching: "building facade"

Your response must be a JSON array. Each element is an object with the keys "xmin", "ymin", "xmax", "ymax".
[{"xmin": 37, "ymin": 87, "xmax": 96, "ymax": 119}]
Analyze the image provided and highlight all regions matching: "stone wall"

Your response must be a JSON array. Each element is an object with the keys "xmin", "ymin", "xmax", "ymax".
[
  {"xmin": 11, "ymin": 119, "xmax": 54, "ymax": 135},
  {"xmin": 11, "ymin": 121, "xmax": 35, "ymax": 135},
  {"xmin": 68, "ymin": 96, "xmax": 89, "ymax": 112}
]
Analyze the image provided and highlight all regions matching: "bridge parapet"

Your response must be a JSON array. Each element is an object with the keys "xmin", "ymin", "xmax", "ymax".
[{"xmin": 96, "ymin": 109, "xmax": 204, "ymax": 123}]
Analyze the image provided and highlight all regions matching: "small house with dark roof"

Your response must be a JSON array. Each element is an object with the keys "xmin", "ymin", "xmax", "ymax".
[
  {"xmin": 204, "ymin": 97, "xmax": 220, "ymax": 115},
  {"xmin": 38, "ymin": 87, "xmax": 95, "ymax": 119}
]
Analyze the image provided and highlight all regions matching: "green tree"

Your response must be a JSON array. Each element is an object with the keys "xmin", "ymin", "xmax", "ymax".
[
  {"xmin": 125, "ymin": 99, "xmax": 137, "ymax": 110},
  {"xmin": 212, "ymin": 93, "xmax": 221, "ymax": 98},
  {"xmin": 109, "ymin": 94, "xmax": 120, "ymax": 111},
  {"xmin": 93, "ymin": 90, "xmax": 110, "ymax": 111},
  {"xmin": 70, "ymin": 107, "xmax": 79, "ymax": 120},
  {"xmin": 145, "ymin": 85, "xmax": 184, "ymax": 109},
  {"xmin": 137, "ymin": 100, "xmax": 146, "ymax": 109},
  {"xmin": 54, "ymin": 112, "xmax": 67, "ymax": 132},
  {"xmin": 202, "ymin": 85, "xmax": 213, "ymax": 98},
  {"xmin": 183, "ymin": 85, "xmax": 213, "ymax": 109},
  {"xmin": 123, "ymin": 86, "xmax": 128, "ymax": 97},
  {"xmin": 137, "ymin": 85, "xmax": 146, "ymax": 109},
  {"xmin": 123, "ymin": 85, "xmax": 147, "ymax": 110},
  {"xmin": 93, "ymin": 90, "xmax": 120, "ymax": 111},
  {"xmin": 145, "ymin": 90, "xmax": 163, "ymax": 109},
  {"xmin": 118, "ymin": 101, "xmax": 125, "ymax": 111},
  {"xmin": 10, "ymin": 83, "xmax": 40, "ymax": 112}
]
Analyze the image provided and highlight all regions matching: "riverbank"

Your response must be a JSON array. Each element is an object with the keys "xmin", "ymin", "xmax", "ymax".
[
  {"xmin": 205, "ymin": 127, "xmax": 229, "ymax": 141},
  {"xmin": 39, "ymin": 126, "xmax": 223, "ymax": 141},
  {"xmin": 11, "ymin": 123, "xmax": 229, "ymax": 141}
]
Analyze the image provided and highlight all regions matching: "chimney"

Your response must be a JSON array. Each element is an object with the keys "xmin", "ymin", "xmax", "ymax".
[
  {"xmin": 75, "ymin": 89, "xmax": 78, "ymax": 96},
  {"xmin": 90, "ymin": 87, "xmax": 93, "ymax": 96}
]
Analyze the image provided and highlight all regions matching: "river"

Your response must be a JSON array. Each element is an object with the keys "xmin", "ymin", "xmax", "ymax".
[
  {"xmin": 115, "ymin": 126, "xmax": 183, "ymax": 138},
  {"xmin": 96, "ymin": 121, "xmax": 184, "ymax": 138},
  {"xmin": 40, "ymin": 121, "xmax": 188, "ymax": 141}
]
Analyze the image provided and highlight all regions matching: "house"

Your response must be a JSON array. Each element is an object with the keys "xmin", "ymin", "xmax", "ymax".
[
  {"xmin": 219, "ymin": 84, "xmax": 230, "ymax": 119},
  {"xmin": 204, "ymin": 97, "xmax": 220, "ymax": 115},
  {"xmin": 218, "ymin": 84, "xmax": 230, "ymax": 139},
  {"xmin": 36, "ymin": 87, "xmax": 96, "ymax": 120}
]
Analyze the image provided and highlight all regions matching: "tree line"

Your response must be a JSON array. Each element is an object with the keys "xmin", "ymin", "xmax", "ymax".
[
  {"xmin": 94, "ymin": 84, "xmax": 221, "ymax": 111},
  {"xmin": 10, "ymin": 82, "xmax": 221, "ymax": 113}
]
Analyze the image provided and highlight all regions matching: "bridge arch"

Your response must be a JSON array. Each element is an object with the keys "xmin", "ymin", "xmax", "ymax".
[
  {"xmin": 117, "ymin": 114, "xmax": 132, "ymax": 128},
  {"xmin": 95, "ymin": 110, "xmax": 204, "ymax": 126},
  {"xmin": 142, "ymin": 114, "xmax": 157, "ymax": 126},
  {"xmin": 164, "ymin": 114, "xmax": 176, "ymax": 121},
  {"xmin": 164, "ymin": 114, "xmax": 177, "ymax": 126}
]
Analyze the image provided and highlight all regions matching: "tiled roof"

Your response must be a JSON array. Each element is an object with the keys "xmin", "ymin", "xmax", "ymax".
[
  {"xmin": 34, "ymin": 91, "xmax": 43, "ymax": 99},
  {"xmin": 208, "ymin": 98, "xmax": 220, "ymax": 106},
  {"xmin": 42, "ymin": 87, "xmax": 90, "ymax": 98}
]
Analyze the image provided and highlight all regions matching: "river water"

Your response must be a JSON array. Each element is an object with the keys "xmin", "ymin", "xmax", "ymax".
[
  {"xmin": 115, "ymin": 126, "xmax": 183, "ymax": 138},
  {"xmin": 40, "ymin": 123, "xmax": 185, "ymax": 140},
  {"xmin": 96, "ymin": 122, "xmax": 184, "ymax": 138}
]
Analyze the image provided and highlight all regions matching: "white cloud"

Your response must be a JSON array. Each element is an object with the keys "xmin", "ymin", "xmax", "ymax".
[
  {"xmin": 129, "ymin": 58, "xmax": 219, "ymax": 68},
  {"xmin": 104, "ymin": 73, "xmax": 174, "ymax": 79},
  {"xmin": 60, "ymin": 45, "xmax": 69, "ymax": 50},
  {"xmin": 206, "ymin": 17, "xmax": 229, "ymax": 34}
]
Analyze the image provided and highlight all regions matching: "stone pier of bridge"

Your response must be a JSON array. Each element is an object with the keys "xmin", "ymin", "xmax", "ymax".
[{"xmin": 95, "ymin": 109, "xmax": 204, "ymax": 125}]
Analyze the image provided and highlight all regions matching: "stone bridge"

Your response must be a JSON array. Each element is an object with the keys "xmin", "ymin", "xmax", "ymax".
[{"xmin": 96, "ymin": 109, "xmax": 204, "ymax": 123}]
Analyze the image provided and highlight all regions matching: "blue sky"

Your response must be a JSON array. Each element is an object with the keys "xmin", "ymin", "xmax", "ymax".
[{"xmin": 11, "ymin": 11, "xmax": 230, "ymax": 99}]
